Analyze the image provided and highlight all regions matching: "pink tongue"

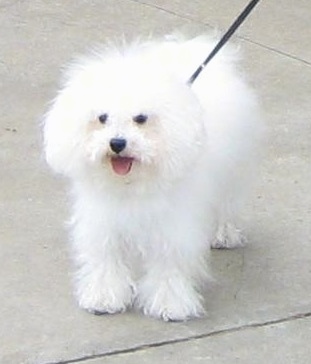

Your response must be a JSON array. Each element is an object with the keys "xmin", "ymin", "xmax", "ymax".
[{"xmin": 111, "ymin": 157, "xmax": 133, "ymax": 175}]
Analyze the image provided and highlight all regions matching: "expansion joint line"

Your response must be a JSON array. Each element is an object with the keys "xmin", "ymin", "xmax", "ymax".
[
  {"xmin": 48, "ymin": 311, "xmax": 311, "ymax": 364},
  {"xmin": 127, "ymin": 0, "xmax": 311, "ymax": 67}
]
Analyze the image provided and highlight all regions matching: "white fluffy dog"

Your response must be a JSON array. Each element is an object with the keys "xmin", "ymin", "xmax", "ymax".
[{"xmin": 43, "ymin": 35, "xmax": 261, "ymax": 321}]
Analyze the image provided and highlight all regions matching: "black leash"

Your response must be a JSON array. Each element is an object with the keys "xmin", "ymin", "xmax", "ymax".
[{"xmin": 187, "ymin": 0, "xmax": 261, "ymax": 86}]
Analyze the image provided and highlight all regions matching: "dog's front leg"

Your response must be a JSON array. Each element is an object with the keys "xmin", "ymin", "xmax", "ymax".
[
  {"xmin": 137, "ymin": 223, "xmax": 209, "ymax": 321},
  {"xmin": 71, "ymin": 218, "xmax": 135, "ymax": 315}
]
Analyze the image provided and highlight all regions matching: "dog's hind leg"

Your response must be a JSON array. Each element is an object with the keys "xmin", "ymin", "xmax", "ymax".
[
  {"xmin": 211, "ymin": 197, "xmax": 246, "ymax": 249},
  {"xmin": 212, "ymin": 221, "xmax": 246, "ymax": 249}
]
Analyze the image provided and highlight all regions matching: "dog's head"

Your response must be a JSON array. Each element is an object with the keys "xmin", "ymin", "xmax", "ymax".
[{"xmin": 43, "ymin": 43, "xmax": 206, "ymax": 188}]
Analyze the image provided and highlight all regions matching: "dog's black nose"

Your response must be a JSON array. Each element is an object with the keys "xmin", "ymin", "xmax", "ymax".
[{"xmin": 110, "ymin": 138, "xmax": 127, "ymax": 154}]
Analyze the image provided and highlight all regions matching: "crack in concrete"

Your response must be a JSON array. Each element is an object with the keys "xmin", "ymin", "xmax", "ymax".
[
  {"xmin": 127, "ymin": 0, "xmax": 206, "ymax": 25},
  {"xmin": 126, "ymin": 0, "xmax": 311, "ymax": 67},
  {"xmin": 46, "ymin": 311, "xmax": 311, "ymax": 364},
  {"xmin": 238, "ymin": 37, "xmax": 311, "ymax": 66}
]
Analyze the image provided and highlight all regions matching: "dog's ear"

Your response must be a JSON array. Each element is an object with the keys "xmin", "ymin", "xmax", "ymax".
[{"xmin": 43, "ymin": 85, "xmax": 87, "ymax": 176}]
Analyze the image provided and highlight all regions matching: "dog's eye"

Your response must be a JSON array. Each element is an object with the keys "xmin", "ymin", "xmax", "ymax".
[
  {"xmin": 133, "ymin": 114, "xmax": 148, "ymax": 124},
  {"xmin": 98, "ymin": 113, "xmax": 108, "ymax": 124}
]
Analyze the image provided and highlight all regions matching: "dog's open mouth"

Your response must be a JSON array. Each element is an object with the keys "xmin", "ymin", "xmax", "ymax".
[{"xmin": 110, "ymin": 156, "xmax": 134, "ymax": 176}]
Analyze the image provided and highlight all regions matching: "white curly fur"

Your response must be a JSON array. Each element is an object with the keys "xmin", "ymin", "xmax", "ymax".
[{"xmin": 43, "ymin": 35, "xmax": 261, "ymax": 321}]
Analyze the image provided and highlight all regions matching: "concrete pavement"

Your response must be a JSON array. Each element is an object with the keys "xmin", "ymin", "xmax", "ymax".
[{"xmin": 0, "ymin": 1, "xmax": 310, "ymax": 363}]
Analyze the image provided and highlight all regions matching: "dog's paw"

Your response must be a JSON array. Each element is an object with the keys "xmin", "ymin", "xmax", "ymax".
[
  {"xmin": 76, "ymin": 273, "xmax": 136, "ymax": 315},
  {"xmin": 211, "ymin": 222, "xmax": 246, "ymax": 249},
  {"xmin": 137, "ymin": 278, "xmax": 205, "ymax": 321}
]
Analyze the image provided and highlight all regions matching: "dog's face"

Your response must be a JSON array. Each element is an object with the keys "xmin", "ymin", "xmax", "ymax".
[{"xmin": 44, "ymin": 52, "xmax": 206, "ymax": 187}]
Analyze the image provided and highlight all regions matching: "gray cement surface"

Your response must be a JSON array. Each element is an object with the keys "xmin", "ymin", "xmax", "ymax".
[{"xmin": 0, "ymin": 1, "xmax": 310, "ymax": 363}]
